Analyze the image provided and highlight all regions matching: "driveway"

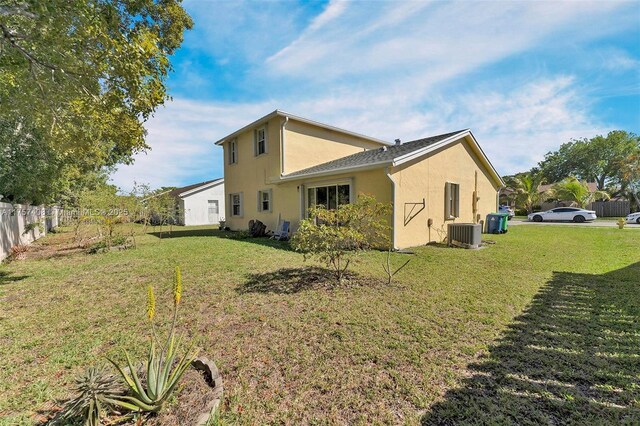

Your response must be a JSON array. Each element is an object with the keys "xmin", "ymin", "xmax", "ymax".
[{"xmin": 509, "ymin": 219, "xmax": 638, "ymax": 228}]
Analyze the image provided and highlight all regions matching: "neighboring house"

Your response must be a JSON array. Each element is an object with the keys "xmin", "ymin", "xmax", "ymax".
[
  {"xmin": 215, "ymin": 110, "xmax": 503, "ymax": 249},
  {"xmin": 167, "ymin": 179, "xmax": 225, "ymax": 226}
]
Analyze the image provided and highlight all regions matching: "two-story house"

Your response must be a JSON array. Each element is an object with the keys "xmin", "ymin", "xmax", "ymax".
[{"xmin": 215, "ymin": 110, "xmax": 503, "ymax": 249}]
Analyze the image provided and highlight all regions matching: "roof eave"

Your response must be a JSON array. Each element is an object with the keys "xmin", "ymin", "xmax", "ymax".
[
  {"xmin": 392, "ymin": 130, "xmax": 469, "ymax": 166},
  {"xmin": 178, "ymin": 178, "xmax": 224, "ymax": 198},
  {"xmin": 392, "ymin": 130, "xmax": 504, "ymax": 187},
  {"xmin": 214, "ymin": 110, "xmax": 390, "ymax": 146},
  {"xmin": 274, "ymin": 160, "xmax": 393, "ymax": 183}
]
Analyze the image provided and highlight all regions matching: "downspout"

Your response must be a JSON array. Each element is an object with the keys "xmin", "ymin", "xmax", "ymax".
[
  {"xmin": 497, "ymin": 185, "xmax": 504, "ymax": 211},
  {"xmin": 385, "ymin": 167, "xmax": 397, "ymax": 250},
  {"xmin": 280, "ymin": 116, "xmax": 289, "ymax": 176}
]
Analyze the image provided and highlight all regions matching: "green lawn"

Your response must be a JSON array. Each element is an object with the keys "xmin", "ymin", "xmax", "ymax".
[{"xmin": 0, "ymin": 225, "xmax": 638, "ymax": 425}]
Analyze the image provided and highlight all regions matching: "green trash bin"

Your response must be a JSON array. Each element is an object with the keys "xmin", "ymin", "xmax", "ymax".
[{"xmin": 497, "ymin": 213, "xmax": 509, "ymax": 233}]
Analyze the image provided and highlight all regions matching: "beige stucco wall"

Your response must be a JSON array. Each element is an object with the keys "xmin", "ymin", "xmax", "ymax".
[
  {"xmin": 390, "ymin": 135, "xmax": 500, "ymax": 248},
  {"xmin": 283, "ymin": 120, "xmax": 384, "ymax": 174},
  {"xmin": 224, "ymin": 162, "xmax": 391, "ymax": 233},
  {"xmin": 222, "ymin": 116, "xmax": 281, "ymax": 229},
  {"xmin": 221, "ymin": 117, "xmax": 499, "ymax": 249},
  {"xmin": 222, "ymin": 116, "xmax": 388, "ymax": 231}
]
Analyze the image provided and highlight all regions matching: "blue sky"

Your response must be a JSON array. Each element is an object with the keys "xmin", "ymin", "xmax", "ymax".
[{"xmin": 111, "ymin": 0, "xmax": 640, "ymax": 191}]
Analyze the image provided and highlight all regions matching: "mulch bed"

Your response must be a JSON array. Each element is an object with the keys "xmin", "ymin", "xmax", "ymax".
[{"xmin": 144, "ymin": 367, "xmax": 217, "ymax": 426}]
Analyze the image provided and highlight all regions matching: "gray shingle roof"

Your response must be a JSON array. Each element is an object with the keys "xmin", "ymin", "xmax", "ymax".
[
  {"xmin": 168, "ymin": 178, "xmax": 223, "ymax": 198},
  {"xmin": 285, "ymin": 130, "xmax": 467, "ymax": 178}
]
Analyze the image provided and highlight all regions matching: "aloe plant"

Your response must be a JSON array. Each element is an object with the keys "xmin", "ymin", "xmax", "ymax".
[
  {"xmin": 107, "ymin": 266, "xmax": 198, "ymax": 413},
  {"xmin": 55, "ymin": 367, "xmax": 122, "ymax": 426}
]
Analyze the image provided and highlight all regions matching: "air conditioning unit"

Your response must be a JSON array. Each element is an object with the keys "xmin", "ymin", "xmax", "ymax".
[{"xmin": 447, "ymin": 223, "xmax": 482, "ymax": 249}]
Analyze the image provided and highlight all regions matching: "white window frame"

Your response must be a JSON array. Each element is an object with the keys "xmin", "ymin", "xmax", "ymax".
[
  {"xmin": 229, "ymin": 138, "xmax": 237, "ymax": 164},
  {"xmin": 306, "ymin": 180, "xmax": 352, "ymax": 214},
  {"xmin": 445, "ymin": 182, "xmax": 460, "ymax": 219},
  {"xmin": 254, "ymin": 124, "xmax": 267, "ymax": 156},
  {"xmin": 230, "ymin": 192, "xmax": 243, "ymax": 217},
  {"xmin": 208, "ymin": 200, "xmax": 219, "ymax": 214},
  {"xmin": 257, "ymin": 189, "xmax": 272, "ymax": 213}
]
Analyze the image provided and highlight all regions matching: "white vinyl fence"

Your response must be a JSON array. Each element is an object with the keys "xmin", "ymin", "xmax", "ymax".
[{"xmin": 0, "ymin": 203, "xmax": 63, "ymax": 260}]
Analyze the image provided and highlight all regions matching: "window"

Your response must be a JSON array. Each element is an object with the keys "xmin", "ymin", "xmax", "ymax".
[
  {"xmin": 208, "ymin": 200, "xmax": 219, "ymax": 223},
  {"xmin": 445, "ymin": 182, "xmax": 460, "ymax": 219},
  {"xmin": 230, "ymin": 193, "xmax": 243, "ymax": 217},
  {"xmin": 307, "ymin": 184, "xmax": 351, "ymax": 211},
  {"xmin": 229, "ymin": 139, "xmax": 237, "ymax": 164},
  {"xmin": 257, "ymin": 189, "xmax": 272, "ymax": 212},
  {"xmin": 254, "ymin": 125, "xmax": 267, "ymax": 156}
]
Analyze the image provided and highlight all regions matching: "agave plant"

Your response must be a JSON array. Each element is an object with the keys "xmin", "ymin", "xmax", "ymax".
[
  {"xmin": 55, "ymin": 367, "xmax": 123, "ymax": 426},
  {"xmin": 107, "ymin": 266, "xmax": 198, "ymax": 413}
]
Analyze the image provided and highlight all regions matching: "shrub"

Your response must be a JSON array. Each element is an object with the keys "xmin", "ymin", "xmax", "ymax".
[
  {"xmin": 291, "ymin": 195, "xmax": 391, "ymax": 281},
  {"xmin": 23, "ymin": 221, "xmax": 44, "ymax": 235}
]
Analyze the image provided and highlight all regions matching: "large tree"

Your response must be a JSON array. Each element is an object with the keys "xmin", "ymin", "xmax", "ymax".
[
  {"xmin": 0, "ymin": 0, "xmax": 192, "ymax": 204},
  {"xmin": 538, "ymin": 131, "xmax": 640, "ymax": 192}
]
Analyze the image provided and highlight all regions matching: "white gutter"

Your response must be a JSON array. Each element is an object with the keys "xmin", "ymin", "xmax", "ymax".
[
  {"xmin": 280, "ymin": 116, "xmax": 289, "ymax": 176},
  {"xmin": 179, "ymin": 178, "xmax": 224, "ymax": 198},
  {"xmin": 385, "ymin": 167, "xmax": 397, "ymax": 250}
]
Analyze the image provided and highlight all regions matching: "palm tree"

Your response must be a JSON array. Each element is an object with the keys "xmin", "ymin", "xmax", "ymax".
[
  {"xmin": 549, "ymin": 177, "xmax": 610, "ymax": 208},
  {"xmin": 509, "ymin": 172, "xmax": 546, "ymax": 214}
]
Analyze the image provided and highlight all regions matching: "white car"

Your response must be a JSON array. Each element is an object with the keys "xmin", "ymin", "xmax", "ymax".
[
  {"xmin": 626, "ymin": 212, "xmax": 640, "ymax": 224},
  {"xmin": 528, "ymin": 207, "xmax": 597, "ymax": 223},
  {"xmin": 499, "ymin": 205, "xmax": 515, "ymax": 220}
]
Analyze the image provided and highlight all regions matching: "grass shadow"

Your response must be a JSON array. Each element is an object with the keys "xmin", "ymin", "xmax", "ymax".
[
  {"xmin": 148, "ymin": 227, "xmax": 219, "ymax": 238},
  {"xmin": 148, "ymin": 228, "xmax": 295, "ymax": 251},
  {"xmin": 421, "ymin": 262, "xmax": 640, "ymax": 425},
  {"xmin": 0, "ymin": 270, "xmax": 30, "ymax": 285},
  {"xmin": 238, "ymin": 266, "xmax": 375, "ymax": 294}
]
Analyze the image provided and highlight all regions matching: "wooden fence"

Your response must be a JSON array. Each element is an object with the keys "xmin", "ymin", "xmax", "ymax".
[
  {"xmin": 538, "ymin": 200, "xmax": 630, "ymax": 217},
  {"xmin": 587, "ymin": 201, "xmax": 630, "ymax": 217},
  {"xmin": 0, "ymin": 203, "xmax": 63, "ymax": 260}
]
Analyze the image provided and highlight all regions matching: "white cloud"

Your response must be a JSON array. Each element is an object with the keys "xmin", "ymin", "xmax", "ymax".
[
  {"xmin": 308, "ymin": 0, "xmax": 347, "ymax": 32},
  {"xmin": 266, "ymin": 0, "xmax": 631, "ymax": 83},
  {"xmin": 599, "ymin": 48, "xmax": 640, "ymax": 72},
  {"xmin": 109, "ymin": 99, "xmax": 274, "ymax": 191},
  {"xmin": 111, "ymin": 75, "xmax": 606, "ymax": 191},
  {"xmin": 110, "ymin": 0, "xmax": 635, "ymax": 187}
]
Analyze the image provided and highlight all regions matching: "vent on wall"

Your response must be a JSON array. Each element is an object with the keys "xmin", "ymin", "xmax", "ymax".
[{"xmin": 447, "ymin": 223, "xmax": 482, "ymax": 249}]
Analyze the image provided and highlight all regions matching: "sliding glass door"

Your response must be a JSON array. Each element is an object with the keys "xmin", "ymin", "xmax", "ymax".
[{"xmin": 307, "ymin": 184, "xmax": 351, "ymax": 211}]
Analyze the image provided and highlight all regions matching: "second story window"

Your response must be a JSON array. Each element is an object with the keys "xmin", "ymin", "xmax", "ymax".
[
  {"xmin": 254, "ymin": 125, "xmax": 267, "ymax": 156},
  {"xmin": 229, "ymin": 139, "xmax": 237, "ymax": 164}
]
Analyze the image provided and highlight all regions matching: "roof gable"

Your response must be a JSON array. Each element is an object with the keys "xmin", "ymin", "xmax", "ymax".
[
  {"xmin": 168, "ymin": 178, "xmax": 224, "ymax": 198},
  {"xmin": 279, "ymin": 130, "xmax": 504, "ymax": 187},
  {"xmin": 214, "ymin": 110, "xmax": 388, "ymax": 146}
]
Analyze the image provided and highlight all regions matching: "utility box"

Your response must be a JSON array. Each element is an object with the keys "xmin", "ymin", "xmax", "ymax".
[{"xmin": 447, "ymin": 223, "xmax": 482, "ymax": 249}]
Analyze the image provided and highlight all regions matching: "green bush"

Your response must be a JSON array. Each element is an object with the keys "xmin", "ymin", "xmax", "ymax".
[{"xmin": 291, "ymin": 195, "xmax": 390, "ymax": 281}]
